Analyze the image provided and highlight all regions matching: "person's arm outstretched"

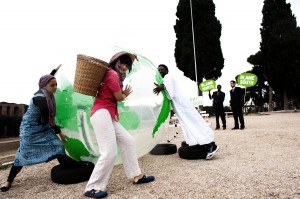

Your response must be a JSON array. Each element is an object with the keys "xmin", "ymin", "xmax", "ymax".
[
  {"xmin": 153, "ymin": 83, "xmax": 165, "ymax": 95},
  {"xmin": 50, "ymin": 64, "xmax": 62, "ymax": 76}
]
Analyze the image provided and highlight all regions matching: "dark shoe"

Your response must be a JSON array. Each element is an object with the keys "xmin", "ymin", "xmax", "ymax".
[
  {"xmin": 84, "ymin": 189, "xmax": 108, "ymax": 198},
  {"xmin": 223, "ymin": 126, "xmax": 226, "ymax": 130},
  {"xmin": 205, "ymin": 142, "xmax": 214, "ymax": 153},
  {"xmin": 215, "ymin": 127, "xmax": 220, "ymax": 130},
  {"xmin": 133, "ymin": 175, "xmax": 155, "ymax": 184},
  {"xmin": 0, "ymin": 186, "xmax": 11, "ymax": 192},
  {"xmin": 231, "ymin": 127, "xmax": 239, "ymax": 130},
  {"xmin": 206, "ymin": 143, "xmax": 219, "ymax": 160},
  {"xmin": 240, "ymin": 126, "xmax": 245, "ymax": 130}
]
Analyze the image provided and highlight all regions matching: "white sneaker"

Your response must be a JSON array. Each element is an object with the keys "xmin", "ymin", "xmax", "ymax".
[{"xmin": 206, "ymin": 145, "xmax": 219, "ymax": 160}]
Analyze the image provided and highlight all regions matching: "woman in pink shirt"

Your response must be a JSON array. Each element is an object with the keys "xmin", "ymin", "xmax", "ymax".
[{"xmin": 84, "ymin": 52, "xmax": 155, "ymax": 199}]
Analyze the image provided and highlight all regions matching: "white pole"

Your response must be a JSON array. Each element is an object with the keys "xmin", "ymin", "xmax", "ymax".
[{"xmin": 189, "ymin": 0, "xmax": 198, "ymax": 93}]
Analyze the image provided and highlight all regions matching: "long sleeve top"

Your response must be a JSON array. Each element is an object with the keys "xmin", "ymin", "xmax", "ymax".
[{"xmin": 32, "ymin": 69, "xmax": 60, "ymax": 134}]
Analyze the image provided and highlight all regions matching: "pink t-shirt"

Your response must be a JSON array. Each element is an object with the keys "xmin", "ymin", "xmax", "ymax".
[{"xmin": 90, "ymin": 68, "xmax": 121, "ymax": 119}]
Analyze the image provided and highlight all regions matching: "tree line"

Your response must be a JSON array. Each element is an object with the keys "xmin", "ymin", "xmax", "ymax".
[{"xmin": 174, "ymin": 0, "xmax": 300, "ymax": 110}]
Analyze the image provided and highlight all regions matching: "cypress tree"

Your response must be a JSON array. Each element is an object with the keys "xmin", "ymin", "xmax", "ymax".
[
  {"xmin": 174, "ymin": 0, "xmax": 224, "ymax": 84},
  {"xmin": 246, "ymin": 51, "xmax": 270, "ymax": 110},
  {"xmin": 260, "ymin": 0, "xmax": 300, "ymax": 109}
]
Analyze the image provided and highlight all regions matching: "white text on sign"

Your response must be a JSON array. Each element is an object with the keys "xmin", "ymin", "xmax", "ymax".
[
  {"xmin": 240, "ymin": 75, "xmax": 255, "ymax": 85},
  {"xmin": 201, "ymin": 81, "xmax": 214, "ymax": 91}
]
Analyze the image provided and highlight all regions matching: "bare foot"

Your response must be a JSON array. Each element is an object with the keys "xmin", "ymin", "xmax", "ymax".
[
  {"xmin": 0, "ymin": 182, "xmax": 12, "ymax": 192},
  {"xmin": 1, "ymin": 182, "xmax": 11, "ymax": 188},
  {"xmin": 133, "ymin": 174, "xmax": 144, "ymax": 183}
]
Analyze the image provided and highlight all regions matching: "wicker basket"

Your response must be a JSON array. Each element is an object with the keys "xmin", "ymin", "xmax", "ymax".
[{"xmin": 73, "ymin": 54, "xmax": 109, "ymax": 96}]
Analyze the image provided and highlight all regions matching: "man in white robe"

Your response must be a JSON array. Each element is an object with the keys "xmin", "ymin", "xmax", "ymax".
[{"xmin": 153, "ymin": 64, "xmax": 218, "ymax": 159}]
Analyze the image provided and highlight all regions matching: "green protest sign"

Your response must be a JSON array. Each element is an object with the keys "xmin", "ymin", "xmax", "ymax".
[
  {"xmin": 199, "ymin": 79, "xmax": 216, "ymax": 92},
  {"xmin": 238, "ymin": 73, "xmax": 258, "ymax": 87}
]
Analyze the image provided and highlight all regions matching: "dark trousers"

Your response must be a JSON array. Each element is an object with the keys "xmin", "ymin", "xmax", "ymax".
[
  {"xmin": 232, "ymin": 106, "xmax": 245, "ymax": 128},
  {"xmin": 214, "ymin": 105, "xmax": 226, "ymax": 128},
  {"xmin": 7, "ymin": 155, "xmax": 69, "ymax": 183}
]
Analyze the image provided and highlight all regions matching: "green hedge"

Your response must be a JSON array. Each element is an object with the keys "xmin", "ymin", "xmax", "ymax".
[{"xmin": 202, "ymin": 106, "xmax": 231, "ymax": 116}]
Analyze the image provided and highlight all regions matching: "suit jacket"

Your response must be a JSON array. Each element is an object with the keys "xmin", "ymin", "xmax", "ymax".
[
  {"xmin": 230, "ymin": 86, "xmax": 244, "ymax": 108},
  {"xmin": 209, "ymin": 90, "xmax": 225, "ymax": 107}
]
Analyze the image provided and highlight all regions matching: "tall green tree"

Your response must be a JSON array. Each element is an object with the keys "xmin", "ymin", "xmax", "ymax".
[
  {"xmin": 260, "ymin": 0, "xmax": 300, "ymax": 109},
  {"xmin": 174, "ymin": 0, "xmax": 224, "ymax": 85},
  {"xmin": 246, "ymin": 51, "xmax": 269, "ymax": 109}
]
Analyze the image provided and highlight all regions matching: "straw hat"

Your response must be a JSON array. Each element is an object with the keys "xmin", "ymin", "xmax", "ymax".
[{"xmin": 109, "ymin": 51, "xmax": 138, "ymax": 65}]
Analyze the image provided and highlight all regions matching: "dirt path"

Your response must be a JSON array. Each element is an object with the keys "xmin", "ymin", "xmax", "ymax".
[{"xmin": 1, "ymin": 112, "xmax": 300, "ymax": 199}]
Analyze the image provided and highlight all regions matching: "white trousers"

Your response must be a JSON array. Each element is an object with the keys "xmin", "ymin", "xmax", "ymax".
[{"xmin": 85, "ymin": 109, "xmax": 142, "ymax": 191}]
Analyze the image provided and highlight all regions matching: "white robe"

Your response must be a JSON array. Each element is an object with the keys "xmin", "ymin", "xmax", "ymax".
[{"xmin": 163, "ymin": 73, "xmax": 214, "ymax": 146}]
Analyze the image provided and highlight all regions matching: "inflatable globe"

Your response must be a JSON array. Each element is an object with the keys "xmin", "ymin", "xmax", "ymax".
[{"xmin": 54, "ymin": 49, "xmax": 170, "ymax": 165}]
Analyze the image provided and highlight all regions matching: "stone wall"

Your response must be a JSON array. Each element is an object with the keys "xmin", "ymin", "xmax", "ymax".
[{"xmin": 0, "ymin": 102, "xmax": 28, "ymax": 117}]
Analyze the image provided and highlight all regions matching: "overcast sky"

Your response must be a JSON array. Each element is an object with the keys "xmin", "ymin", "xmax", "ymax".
[{"xmin": 0, "ymin": 0, "xmax": 299, "ymax": 106}]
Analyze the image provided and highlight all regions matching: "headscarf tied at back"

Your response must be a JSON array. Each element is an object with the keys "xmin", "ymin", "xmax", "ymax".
[{"xmin": 38, "ymin": 74, "xmax": 56, "ymax": 126}]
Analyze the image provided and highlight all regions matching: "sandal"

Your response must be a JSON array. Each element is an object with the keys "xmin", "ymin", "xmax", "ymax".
[
  {"xmin": 84, "ymin": 189, "xmax": 108, "ymax": 198},
  {"xmin": 133, "ymin": 175, "xmax": 155, "ymax": 184}
]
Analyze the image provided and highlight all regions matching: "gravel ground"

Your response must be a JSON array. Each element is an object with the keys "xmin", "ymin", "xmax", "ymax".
[{"xmin": 1, "ymin": 112, "xmax": 300, "ymax": 199}]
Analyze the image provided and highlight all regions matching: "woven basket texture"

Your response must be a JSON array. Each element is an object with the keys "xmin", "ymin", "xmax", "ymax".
[{"xmin": 73, "ymin": 54, "xmax": 108, "ymax": 96}]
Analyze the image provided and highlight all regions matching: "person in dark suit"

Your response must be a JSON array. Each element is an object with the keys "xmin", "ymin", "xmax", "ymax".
[
  {"xmin": 208, "ymin": 85, "xmax": 226, "ymax": 130},
  {"xmin": 229, "ymin": 80, "xmax": 245, "ymax": 130}
]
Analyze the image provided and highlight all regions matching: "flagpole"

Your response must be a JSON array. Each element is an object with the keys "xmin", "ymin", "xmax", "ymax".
[{"xmin": 189, "ymin": 0, "xmax": 199, "ymax": 97}]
